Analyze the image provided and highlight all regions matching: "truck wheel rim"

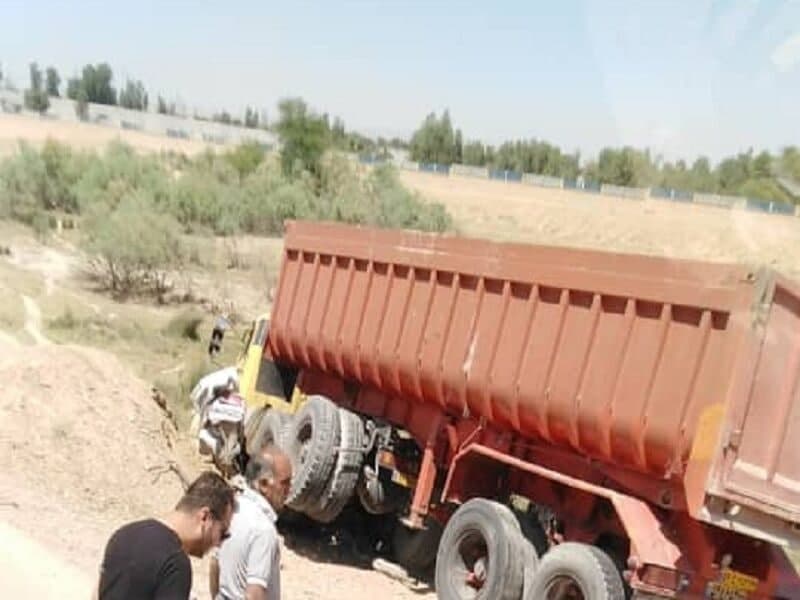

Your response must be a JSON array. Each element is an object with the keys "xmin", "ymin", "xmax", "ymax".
[
  {"xmin": 450, "ymin": 529, "xmax": 489, "ymax": 598},
  {"xmin": 544, "ymin": 576, "xmax": 584, "ymax": 600}
]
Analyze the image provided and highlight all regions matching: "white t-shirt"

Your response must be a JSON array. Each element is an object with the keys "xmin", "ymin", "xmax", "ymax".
[{"xmin": 216, "ymin": 486, "xmax": 281, "ymax": 600}]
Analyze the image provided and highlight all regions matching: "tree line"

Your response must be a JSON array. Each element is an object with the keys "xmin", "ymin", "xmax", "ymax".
[
  {"xmin": 408, "ymin": 110, "xmax": 800, "ymax": 204},
  {"xmin": 7, "ymin": 59, "xmax": 797, "ymax": 204}
]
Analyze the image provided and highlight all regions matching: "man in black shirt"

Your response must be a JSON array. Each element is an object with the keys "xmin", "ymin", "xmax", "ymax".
[{"xmin": 97, "ymin": 471, "xmax": 235, "ymax": 600}]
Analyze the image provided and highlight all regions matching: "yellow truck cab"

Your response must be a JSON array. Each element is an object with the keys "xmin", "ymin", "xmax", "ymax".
[{"xmin": 237, "ymin": 313, "xmax": 302, "ymax": 415}]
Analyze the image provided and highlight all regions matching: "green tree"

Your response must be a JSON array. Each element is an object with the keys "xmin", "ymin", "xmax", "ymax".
[
  {"xmin": 224, "ymin": 141, "xmax": 266, "ymax": 180},
  {"xmin": 66, "ymin": 64, "xmax": 116, "ymax": 105},
  {"xmin": 585, "ymin": 147, "xmax": 654, "ymax": 186},
  {"xmin": 462, "ymin": 141, "xmax": 486, "ymax": 166},
  {"xmin": 717, "ymin": 150, "xmax": 753, "ymax": 193},
  {"xmin": 82, "ymin": 194, "xmax": 185, "ymax": 299},
  {"xmin": 244, "ymin": 107, "xmax": 259, "ymax": 128},
  {"xmin": 274, "ymin": 97, "xmax": 330, "ymax": 179},
  {"xmin": 213, "ymin": 110, "xmax": 232, "ymax": 124},
  {"xmin": 331, "ymin": 117, "xmax": 346, "ymax": 147},
  {"xmin": 118, "ymin": 79, "xmax": 148, "ymax": 111},
  {"xmin": 409, "ymin": 110, "xmax": 456, "ymax": 165},
  {"xmin": 82, "ymin": 63, "xmax": 116, "ymax": 105},
  {"xmin": 66, "ymin": 77, "xmax": 81, "ymax": 100},
  {"xmin": 24, "ymin": 63, "xmax": 50, "ymax": 114},
  {"xmin": 780, "ymin": 147, "xmax": 800, "ymax": 180},
  {"xmin": 45, "ymin": 66, "xmax": 60, "ymax": 96},
  {"xmin": 453, "ymin": 129, "xmax": 463, "ymax": 165},
  {"xmin": 753, "ymin": 151, "xmax": 772, "ymax": 179},
  {"xmin": 75, "ymin": 87, "xmax": 89, "ymax": 120}
]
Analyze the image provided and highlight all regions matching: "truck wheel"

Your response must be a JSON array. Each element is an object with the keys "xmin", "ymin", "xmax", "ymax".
[
  {"xmin": 526, "ymin": 543, "xmax": 625, "ymax": 600},
  {"xmin": 505, "ymin": 508, "xmax": 547, "ymax": 599},
  {"xmin": 285, "ymin": 395, "xmax": 340, "ymax": 512},
  {"xmin": 435, "ymin": 498, "xmax": 525, "ymax": 600},
  {"xmin": 247, "ymin": 409, "xmax": 291, "ymax": 456},
  {"xmin": 393, "ymin": 517, "xmax": 443, "ymax": 572},
  {"xmin": 304, "ymin": 407, "xmax": 365, "ymax": 523}
]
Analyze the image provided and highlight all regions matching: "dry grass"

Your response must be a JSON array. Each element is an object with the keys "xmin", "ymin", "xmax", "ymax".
[
  {"xmin": 400, "ymin": 171, "xmax": 800, "ymax": 280},
  {"xmin": 0, "ymin": 112, "xmax": 211, "ymax": 158}
]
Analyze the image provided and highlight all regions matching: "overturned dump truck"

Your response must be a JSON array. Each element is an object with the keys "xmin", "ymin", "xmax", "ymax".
[{"xmin": 251, "ymin": 220, "xmax": 800, "ymax": 599}]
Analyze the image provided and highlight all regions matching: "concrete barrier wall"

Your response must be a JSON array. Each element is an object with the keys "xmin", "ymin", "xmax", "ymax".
[
  {"xmin": 450, "ymin": 164, "xmax": 489, "ymax": 178},
  {"xmin": 399, "ymin": 160, "xmax": 420, "ymax": 171},
  {"xmin": 522, "ymin": 174, "xmax": 564, "ymax": 188},
  {"xmin": 600, "ymin": 184, "xmax": 648, "ymax": 200},
  {"xmin": 0, "ymin": 89, "xmax": 276, "ymax": 148},
  {"xmin": 692, "ymin": 193, "xmax": 739, "ymax": 209}
]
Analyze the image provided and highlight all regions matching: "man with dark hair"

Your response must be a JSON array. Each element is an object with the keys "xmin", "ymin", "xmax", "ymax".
[
  {"xmin": 97, "ymin": 471, "xmax": 234, "ymax": 600},
  {"xmin": 210, "ymin": 444, "xmax": 292, "ymax": 600}
]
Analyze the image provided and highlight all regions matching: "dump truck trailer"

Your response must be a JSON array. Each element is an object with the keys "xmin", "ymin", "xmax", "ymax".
[{"xmin": 255, "ymin": 220, "xmax": 800, "ymax": 599}]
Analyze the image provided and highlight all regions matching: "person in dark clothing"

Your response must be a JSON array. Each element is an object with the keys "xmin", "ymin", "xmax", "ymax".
[
  {"xmin": 208, "ymin": 314, "xmax": 231, "ymax": 359},
  {"xmin": 97, "ymin": 471, "xmax": 235, "ymax": 600}
]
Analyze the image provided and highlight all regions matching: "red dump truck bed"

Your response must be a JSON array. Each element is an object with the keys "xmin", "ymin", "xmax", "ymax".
[{"xmin": 268, "ymin": 220, "xmax": 800, "ymax": 546}]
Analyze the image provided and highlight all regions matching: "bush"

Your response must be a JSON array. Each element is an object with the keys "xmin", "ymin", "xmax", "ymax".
[
  {"xmin": 73, "ymin": 142, "xmax": 171, "ymax": 212},
  {"xmin": 0, "ymin": 139, "xmax": 454, "ymax": 249},
  {"xmin": 365, "ymin": 164, "xmax": 452, "ymax": 232},
  {"xmin": 0, "ymin": 143, "xmax": 49, "ymax": 223},
  {"xmin": 82, "ymin": 193, "xmax": 186, "ymax": 299},
  {"xmin": 224, "ymin": 141, "xmax": 266, "ymax": 180}
]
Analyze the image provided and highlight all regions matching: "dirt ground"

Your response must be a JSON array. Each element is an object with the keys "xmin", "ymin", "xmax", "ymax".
[{"xmin": 0, "ymin": 229, "xmax": 434, "ymax": 600}]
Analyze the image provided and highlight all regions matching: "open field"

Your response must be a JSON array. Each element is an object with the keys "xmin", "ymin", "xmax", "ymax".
[{"xmin": 401, "ymin": 170, "xmax": 800, "ymax": 280}]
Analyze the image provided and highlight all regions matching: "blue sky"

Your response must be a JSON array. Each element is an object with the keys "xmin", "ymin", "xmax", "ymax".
[{"xmin": 1, "ymin": 1, "xmax": 798, "ymax": 162}]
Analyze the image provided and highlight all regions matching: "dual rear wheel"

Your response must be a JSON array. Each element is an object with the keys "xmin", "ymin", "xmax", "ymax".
[{"xmin": 435, "ymin": 498, "xmax": 626, "ymax": 600}]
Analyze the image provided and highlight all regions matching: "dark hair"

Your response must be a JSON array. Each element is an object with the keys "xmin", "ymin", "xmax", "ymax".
[{"xmin": 175, "ymin": 471, "xmax": 234, "ymax": 519}]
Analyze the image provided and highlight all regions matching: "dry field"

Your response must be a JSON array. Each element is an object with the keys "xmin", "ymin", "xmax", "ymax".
[
  {"xmin": 400, "ymin": 171, "xmax": 800, "ymax": 281},
  {"xmin": 0, "ymin": 112, "xmax": 210, "ymax": 157}
]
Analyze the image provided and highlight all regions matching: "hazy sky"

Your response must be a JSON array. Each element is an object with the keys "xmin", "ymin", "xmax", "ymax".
[{"xmin": 1, "ymin": 0, "xmax": 799, "ymax": 162}]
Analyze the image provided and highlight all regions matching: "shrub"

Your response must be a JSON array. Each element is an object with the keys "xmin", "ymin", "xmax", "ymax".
[{"xmin": 82, "ymin": 192, "xmax": 186, "ymax": 299}]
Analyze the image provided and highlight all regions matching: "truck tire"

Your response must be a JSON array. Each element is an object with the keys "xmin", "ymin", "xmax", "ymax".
[
  {"xmin": 393, "ymin": 517, "xmax": 443, "ymax": 572},
  {"xmin": 247, "ymin": 409, "xmax": 291, "ymax": 456},
  {"xmin": 304, "ymin": 407, "xmax": 365, "ymax": 523},
  {"xmin": 435, "ymin": 498, "xmax": 525, "ymax": 600},
  {"xmin": 285, "ymin": 395, "xmax": 340, "ymax": 512},
  {"xmin": 505, "ymin": 508, "xmax": 547, "ymax": 599},
  {"xmin": 526, "ymin": 542, "xmax": 625, "ymax": 600}
]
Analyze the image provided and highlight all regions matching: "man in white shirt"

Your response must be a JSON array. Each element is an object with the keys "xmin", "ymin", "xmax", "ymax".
[{"xmin": 211, "ymin": 444, "xmax": 292, "ymax": 600}]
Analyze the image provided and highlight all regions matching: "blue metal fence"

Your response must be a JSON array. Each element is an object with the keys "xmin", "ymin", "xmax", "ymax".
[{"xmin": 746, "ymin": 198, "xmax": 796, "ymax": 215}]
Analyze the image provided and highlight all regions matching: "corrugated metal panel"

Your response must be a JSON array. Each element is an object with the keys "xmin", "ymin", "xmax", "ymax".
[
  {"xmin": 721, "ymin": 276, "xmax": 800, "ymax": 521},
  {"xmin": 269, "ymin": 222, "xmax": 762, "ymax": 481}
]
